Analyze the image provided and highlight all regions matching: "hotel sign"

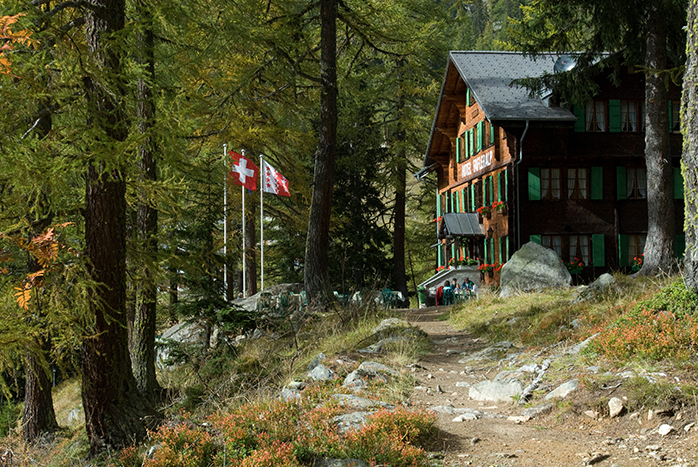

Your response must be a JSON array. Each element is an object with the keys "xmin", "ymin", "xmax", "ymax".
[{"xmin": 461, "ymin": 149, "xmax": 494, "ymax": 178}]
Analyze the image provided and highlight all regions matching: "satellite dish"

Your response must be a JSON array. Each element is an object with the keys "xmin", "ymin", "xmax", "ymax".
[{"xmin": 554, "ymin": 55, "xmax": 576, "ymax": 73}]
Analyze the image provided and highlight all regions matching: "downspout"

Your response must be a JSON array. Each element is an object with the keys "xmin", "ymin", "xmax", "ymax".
[{"xmin": 515, "ymin": 120, "xmax": 530, "ymax": 249}]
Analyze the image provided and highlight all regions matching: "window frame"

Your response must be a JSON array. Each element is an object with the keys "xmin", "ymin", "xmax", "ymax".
[{"xmin": 585, "ymin": 101, "xmax": 607, "ymax": 132}]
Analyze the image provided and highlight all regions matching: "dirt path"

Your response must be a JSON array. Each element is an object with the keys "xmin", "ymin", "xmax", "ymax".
[{"xmin": 402, "ymin": 306, "xmax": 698, "ymax": 467}]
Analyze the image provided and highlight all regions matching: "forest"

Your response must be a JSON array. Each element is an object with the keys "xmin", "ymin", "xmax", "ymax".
[{"xmin": 2, "ymin": 0, "xmax": 698, "ymax": 460}]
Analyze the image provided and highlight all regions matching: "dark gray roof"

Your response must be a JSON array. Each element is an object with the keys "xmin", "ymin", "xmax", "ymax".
[
  {"xmin": 450, "ymin": 51, "xmax": 576, "ymax": 122},
  {"xmin": 442, "ymin": 213, "xmax": 484, "ymax": 238}
]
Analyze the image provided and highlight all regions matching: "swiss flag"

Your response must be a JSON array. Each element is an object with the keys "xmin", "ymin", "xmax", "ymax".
[
  {"xmin": 262, "ymin": 160, "xmax": 290, "ymax": 197},
  {"xmin": 229, "ymin": 151, "xmax": 258, "ymax": 191}
]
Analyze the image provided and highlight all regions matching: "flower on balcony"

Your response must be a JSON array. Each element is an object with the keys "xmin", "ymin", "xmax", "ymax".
[
  {"xmin": 476, "ymin": 206, "xmax": 491, "ymax": 216},
  {"xmin": 477, "ymin": 263, "xmax": 494, "ymax": 273},
  {"xmin": 565, "ymin": 257, "xmax": 585, "ymax": 273},
  {"xmin": 632, "ymin": 253, "xmax": 644, "ymax": 271},
  {"xmin": 432, "ymin": 215, "xmax": 443, "ymax": 223},
  {"xmin": 491, "ymin": 200, "xmax": 507, "ymax": 211},
  {"xmin": 436, "ymin": 265, "xmax": 445, "ymax": 272},
  {"xmin": 448, "ymin": 257, "xmax": 456, "ymax": 266},
  {"xmin": 494, "ymin": 262, "xmax": 505, "ymax": 273},
  {"xmin": 465, "ymin": 256, "xmax": 479, "ymax": 265}
]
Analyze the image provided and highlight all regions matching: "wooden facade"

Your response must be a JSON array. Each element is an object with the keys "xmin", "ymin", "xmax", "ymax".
[{"xmin": 421, "ymin": 52, "xmax": 685, "ymax": 285}]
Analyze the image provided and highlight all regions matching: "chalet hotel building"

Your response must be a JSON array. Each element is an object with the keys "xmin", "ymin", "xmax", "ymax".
[{"xmin": 418, "ymin": 51, "xmax": 685, "ymax": 285}]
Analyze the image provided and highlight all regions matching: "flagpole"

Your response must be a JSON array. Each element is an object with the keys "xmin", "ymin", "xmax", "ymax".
[
  {"xmin": 241, "ymin": 149, "xmax": 247, "ymax": 298},
  {"xmin": 223, "ymin": 144, "xmax": 228, "ymax": 301},
  {"xmin": 260, "ymin": 154, "xmax": 264, "ymax": 291}
]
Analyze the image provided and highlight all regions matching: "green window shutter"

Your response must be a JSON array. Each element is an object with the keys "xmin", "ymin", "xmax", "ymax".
[
  {"xmin": 528, "ymin": 168, "xmax": 541, "ymax": 201},
  {"xmin": 438, "ymin": 244, "xmax": 443, "ymax": 267},
  {"xmin": 616, "ymin": 167, "xmax": 627, "ymax": 200},
  {"xmin": 506, "ymin": 236, "xmax": 510, "ymax": 260},
  {"xmin": 618, "ymin": 234, "xmax": 628, "ymax": 267},
  {"xmin": 674, "ymin": 167, "xmax": 684, "ymax": 199},
  {"xmin": 488, "ymin": 176, "xmax": 494, "ymax": 204},
  {"xmin": 497, "ymin": 171, "xmax": 503, "ymax": 201},
  {"xmin": 490, "ymin": 122, "xmax": 495, "ymax": 144},
  {"xmin": 503, "ymin": 168, "xmax": 508, "ymax": 201},
  {"xmin": 468, "ymin": 129, "xmax": 474, "ymax": 157},
  {"xmin": 436, "ymin": 190, "xmax": 442, "ymax": 217},
  {"xmin": 676, "ymin": 234, "xmax": 686, "ymax": 259},
  {"xmin": 529, "ymin": 235, "xmax": 542, "ymax": 245},
  {"xmin": 498, "ymin": 238, "xmax": 503, "ymax": 264},
  {"xmin": 592, "ymin": 234, "xmax": 605, "ymax": 267},
  {"xmin": 484, "ymin": 237, "xmax": 488, "ymax": 262},
  {"xmin": 609, "ymin": 99, "xmax": 621, "ymax": 132},
  {"xmin": 452, "ymin": 242, "xmax": 456, "ymax": 260},
  {"xmin": 450, "ymin": 192, "xmax": 454, "ymax": 213},
  {"xmin": 573, "ymin": 105, "xmax": 585, "ymax": 132},
  {"xmin": 476, "ymin": 122, "xmax": 483, "ymax": 153},
  {"xmin": 482, "ymin": 178, "xmax": 487, "ymax": 207},
  {"xmin": 456, "ymin": 137, "xmax": 461, "ymax": 163},
  {"xmin": 464, "ymin": 133, "xmax": 469, "ymax": 159},
  {"xmin": 466, "ymin": 88, "xmax": 471, "ymax": 106},
  {"xmin": 591, "ymin": 166, "xmax": 603, "ymax": 200},
  {"xmin": 470, "ymin": 184, "xmax": 475, "ymax": 211}
]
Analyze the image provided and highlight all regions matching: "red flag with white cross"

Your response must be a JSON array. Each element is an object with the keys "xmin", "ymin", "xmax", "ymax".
[{"xmin": 229, "ymin": 151, "xmax": 258, "ymax": 191}]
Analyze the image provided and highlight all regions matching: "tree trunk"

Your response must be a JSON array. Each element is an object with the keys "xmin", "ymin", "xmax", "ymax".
[
  {"xmin": 393, "ymin": 59, "xmax": 409, "ymax": 308},
  {"xmin": 245, "ymin": 202, "xmax": 258, "ymax": 296},
  {"xmin": 638, "ymin": 2, "xmax": 675, "ymax": 276},
  {"xmin": 82, "ymin": 0, "xmax": 156, "ymax": 455},
  {"xmin": 132, "ymin": 0, "xmax": 161, "ymax": 401},
  {"xmin": 304, "ymin": 0, "xmax": 337, "ymax": 308},
  {"xmin": 683, "ymin": 0, "xmax": 698, "ymax": 292},
  {"xmin": 22, "ymin": 337, "xmax": 58, "ymax": 443}
]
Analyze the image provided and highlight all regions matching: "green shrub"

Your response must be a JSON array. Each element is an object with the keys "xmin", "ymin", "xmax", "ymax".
[
  {"xmin": 632, "ymin": 279, "xmax": 698, "ymax": 319},
  {"xmin": 0, "ymin": 401, "xmax": 20, "ymax": 437}
]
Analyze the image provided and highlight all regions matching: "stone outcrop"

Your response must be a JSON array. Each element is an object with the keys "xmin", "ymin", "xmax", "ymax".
[{"xmin": 499, "ymin": 242, "xmax": 571, "ymax": 298}]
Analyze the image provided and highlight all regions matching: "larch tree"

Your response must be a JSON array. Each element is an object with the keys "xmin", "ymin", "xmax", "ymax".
[
  {"xmin": 305, "ymin": 0, "xmax": 338, "ymax": 307},
  {"xmin": 682, "ymin": 0, "xmax": 698, "ymax": 292},
  {"xmin": 131, "ymin": 0, "xmax": 162, "ymax": 402},
  {"xmin": 82, "ymin": 0, "xmax": 157, "ymax": 454}
]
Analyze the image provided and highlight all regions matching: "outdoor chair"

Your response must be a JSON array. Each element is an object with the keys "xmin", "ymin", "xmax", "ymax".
[{"xmin": 381, "ymin": 288, "xmax": 396, "ymax": 309}]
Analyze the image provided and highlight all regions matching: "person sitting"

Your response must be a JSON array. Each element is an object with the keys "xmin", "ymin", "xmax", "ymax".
[
  {"xmin": 435, "ymin": 284, "xmax": 444, "ymax": 306},
  {"xmin": 463, "ymin": 277, "xmax": 474, "ymax": 291},
  {"xmin": 442, "ymin": 280, "xmax": 455, "ymax": 305}
]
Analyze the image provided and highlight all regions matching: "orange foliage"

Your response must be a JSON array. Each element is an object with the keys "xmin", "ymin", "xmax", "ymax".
[
  {"xmin": 0, "ymin": 222, "xmax": 74, "ymax": 309},
  {"xmin": 0, "ymin": 14, "xmax": 37, "ymax": 75}
]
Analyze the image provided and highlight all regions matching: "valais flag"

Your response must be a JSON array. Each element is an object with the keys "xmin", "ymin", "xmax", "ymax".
[
  {"xmin": 229, "ymin": 151, "xmax": 258, "ymax": 191},
  {"xmin": 262, "ymin": 160, "xmax": 291, "ymax": 197}
]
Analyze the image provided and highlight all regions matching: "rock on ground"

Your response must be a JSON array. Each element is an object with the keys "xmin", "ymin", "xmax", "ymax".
[{"xmin": 499, "ymin": 242, "xmax": 571, "ymax": 298}]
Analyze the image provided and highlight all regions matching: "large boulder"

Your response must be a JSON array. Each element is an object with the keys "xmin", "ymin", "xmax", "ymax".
[
  {"xmin": 234, "ymin": 283, "xmax": 304, "ymax": 315},
  {"xmin": 499, "ymin": 242, "xmax": 571, "ymax": 298}
]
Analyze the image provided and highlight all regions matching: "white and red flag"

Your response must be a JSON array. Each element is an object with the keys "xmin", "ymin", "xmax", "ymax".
[
  {"xmin": 262, "ymin": 160, "xmax": 290, "ymax": 197},
  {"xmin": 229, "ymin": 151, "xmax": 258, "ymax": 191}
]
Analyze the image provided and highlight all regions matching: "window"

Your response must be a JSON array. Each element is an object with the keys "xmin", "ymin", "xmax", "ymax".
[
  {"xmin": 541, "ymin": 168, "xmax": 561, "ymax": 200},
  {"xmin": 586, "ymin": 101, "xmax": 606, "ymax": 132},
  {"xmin": 541, "ymin": 235, "xmax": 591, "ymax": 265},
  {"xmin": 627, "ymin": 168, "xmax": 647, "ymax": 199},
  {"xmin": 628, "ymin": 234, "xmax": 646, "ymax": 265},
  {"xmin": 541, "ymin": 235, "xmax": 562, "ymax": 258},
  {"xmin": 569, "ymin": 235, "xmax": 591, "ymax": 265},
  {"xmin": 620, "ymin": 100, "xmax": 638, "ymax": 132},
  {"xmin": 568, "ymin": 168, "xmax": 588, "ymax": 200}
]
